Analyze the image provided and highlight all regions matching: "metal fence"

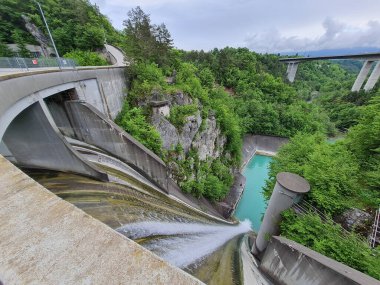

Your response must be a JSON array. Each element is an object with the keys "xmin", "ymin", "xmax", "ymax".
[
  {"xmin": 0, "ymin": 57, "xmax": 77, "ymax": 70},
  {"xmin": 292, "ymin": 200, "xmax": 371, "ymax": 246}
]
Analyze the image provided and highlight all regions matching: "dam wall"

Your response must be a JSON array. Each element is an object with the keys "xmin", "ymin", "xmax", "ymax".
[
  {"xmin": 242, "ymin": 134, "xmax": 288, "ymax": 168},
  {"xmin": 260, "ymin": 236, "xmax": 379, "ymax": 285},
  {"xmin": 0, "ymin": 154, "xmax": 203, "ymax": 285},
  {"xmin": 65, "ymin": 101, "xmax": 171, "ymax": 193},
  {"xmin": 0, "ymin": 67, "xmax": 126, "ymax": 140},
  {"xmin": 2, "ymin": 101, "xmax": 106, "ymax": 180}
]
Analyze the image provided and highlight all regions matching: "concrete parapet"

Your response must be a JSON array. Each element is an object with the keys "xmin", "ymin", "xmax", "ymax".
[
  {"xmin": 65, "ymin": 101, "xmax": 171, "ymax": 193},
  {"xmin": 242, "ymin": 134, "xmax": 288, "ymax": 169},
  {"xmin": 0, "ymin": 155, "xmax": 203, "ymax": 285},
  {"xmin": 260, "ymin": 236, "xmax": 380, "ymax": 285},
  {"xmin": 2, "ymin": 101, "xmax": 107, "ymax": 180}
]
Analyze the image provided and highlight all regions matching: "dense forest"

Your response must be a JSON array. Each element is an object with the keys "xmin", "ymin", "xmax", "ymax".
[
  {"xmin": 0, "ymin": 1, "xmax": 379, "ymax": 279},
  {"xmin": 115, "ymin": 7, "xmax": 380, "ymax": 279},
  {"xmin": 0, "ymin": 0, "xmax": 121, "ymax": 64}
]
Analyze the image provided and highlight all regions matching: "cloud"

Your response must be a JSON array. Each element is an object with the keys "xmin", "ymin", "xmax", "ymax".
[
  {"xmin": 91, "ymin": 0, "xmax": 380, "ymax": 51},
  {"xmin": 245, "ymin": 18, "xmax": 380, "ymax": 53}
]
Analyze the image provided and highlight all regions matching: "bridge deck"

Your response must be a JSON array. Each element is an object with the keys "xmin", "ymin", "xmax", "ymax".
[{"xmin": 280, "ymin": 52, "xmax": 380, "ymax": 62}]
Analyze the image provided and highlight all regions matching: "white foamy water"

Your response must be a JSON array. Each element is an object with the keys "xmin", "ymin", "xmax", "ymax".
[{"xmin": 117, "ymin": 220, "xmax": 252, "ymax": 268}]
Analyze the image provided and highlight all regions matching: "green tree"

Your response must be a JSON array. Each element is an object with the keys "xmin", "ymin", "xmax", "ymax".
[
  {"xmin": 123, "ymin": 6, "xmax": 172, "ymax": 66},
  {"xmin": 0, "ymin": 37, "xmax": 14, "ymax": 57},
  {"xmin": 115, "ymin": 102, "xmax": 162, "ymax": 154},
  {"xmin": 12, "ymin": 30, "xmax": 30, "ymax": 57},
  {"xmin": 280, "ymin": 210, "xmax": 380, "ymax": 280},
  {"xmin": 63, "ymin": 50, "xmax": 107, "ymax": 66}
]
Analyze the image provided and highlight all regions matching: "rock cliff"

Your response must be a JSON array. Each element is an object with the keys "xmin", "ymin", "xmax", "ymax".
[{"xmin": 151, "ymin": 92, "xmax": 226, "ymax": 161}]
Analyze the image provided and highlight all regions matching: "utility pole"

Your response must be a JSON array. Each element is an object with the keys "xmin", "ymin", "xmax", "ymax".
[{"xmin": 34, "ymin": 0, "xmax": 61, "ymax": 69}]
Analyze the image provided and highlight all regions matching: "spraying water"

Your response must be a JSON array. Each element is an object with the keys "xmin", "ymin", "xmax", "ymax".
[{"xmin": 118, "ymin": 219, "xmax": 252, "ymax": 268}]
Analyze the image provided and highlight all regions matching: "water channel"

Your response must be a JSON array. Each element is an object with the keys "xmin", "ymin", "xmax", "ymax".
[{"xmin": 235, "ymin": 155, "xmax": 273, "ymax": 232}]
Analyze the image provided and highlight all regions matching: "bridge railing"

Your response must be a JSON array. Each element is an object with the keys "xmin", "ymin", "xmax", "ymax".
[{"xmin": 0, "ymin": 57, "xmax": 77, "ymax": 70}]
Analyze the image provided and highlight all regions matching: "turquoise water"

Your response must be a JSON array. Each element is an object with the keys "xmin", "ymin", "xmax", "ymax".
[{"xmin": 235, "ymin": 155, "xmax": 272, "ymax": 232}]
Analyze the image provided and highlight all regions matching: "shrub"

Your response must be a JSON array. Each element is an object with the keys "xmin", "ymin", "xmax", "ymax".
[
  {"xmin": 63, "ymin": 50, "xmax": 108, "ymax": 66},
  {"xmin": 281, "ymin": 210, "xmax": 380, "ymax": 280},
  {"xmin": 115, "ymin": 101, "xmax": 162, "ymax": 154},
  {"xmin": 168, "ymin": 104, "xmax": 198, "ymax": 130}
]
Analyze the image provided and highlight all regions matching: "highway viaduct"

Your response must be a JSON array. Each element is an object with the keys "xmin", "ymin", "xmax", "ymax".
[{"xmin": 280, "ymin": 52, "xmax": 380, "ymax": 92}]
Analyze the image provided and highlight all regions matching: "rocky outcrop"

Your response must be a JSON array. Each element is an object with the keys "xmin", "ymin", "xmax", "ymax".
[
  {"xmin": 336, "ymin": 208, "xmax": 372, "ymax": 232},
  {"xmin": 170, "ymin": 92, "xmax": 193, "ymax": 106},
  {"xmin": 180, "ymin": 112, "xmax": 202, "ymax": 153},
  {"xmin": 21, "ymin": 15, "xmax": 51, "ymax": 57},
  {"xmin": 192, "ymin": 115, "xmax": 226, "ymax": 160},
  {"xmin": 151, "ymin": 114, "xmax": 180, "ymax": 149}
]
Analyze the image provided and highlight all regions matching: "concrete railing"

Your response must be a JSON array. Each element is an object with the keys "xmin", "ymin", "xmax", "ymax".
[
  {"xmin": 0, "ymin": 56, "xmax": 76, "ymax": 70},
  {"xmin": 260, "ymin": 236, "xmax": 380, "ymax": 285}
]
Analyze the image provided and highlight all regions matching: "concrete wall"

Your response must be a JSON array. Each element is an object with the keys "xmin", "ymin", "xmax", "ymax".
[
  {"xmin": 2, "ymin": 101, "xmax": 107, "ymax": 181},
  {"xmin": 242, "ymin": 134, "xmax": 289, "ymax": 168},
  {"xmin": 0, "ymin": 67, "xmax": 126, "ymax": 141},
  {"xmin": 0, "ymin": 154, "xmax": 203, "ymax": 285},
  {"xmin": 260, "ymin": 236, "xmax": 380, "ymax": 285},
  {"xmin": 65, "ymin": 101, "xmax": 171, "ymax": 193}
]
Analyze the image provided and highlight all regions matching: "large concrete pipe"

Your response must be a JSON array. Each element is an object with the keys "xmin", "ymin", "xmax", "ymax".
[{"xmin": 252, "ymin": 172, "xmax": 310, "ymax": 256}]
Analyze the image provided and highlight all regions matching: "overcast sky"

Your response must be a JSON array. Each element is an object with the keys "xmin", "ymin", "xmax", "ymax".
[{"xmin": 91, "ymin": 0, "xmax": 380, "ymax": 53}]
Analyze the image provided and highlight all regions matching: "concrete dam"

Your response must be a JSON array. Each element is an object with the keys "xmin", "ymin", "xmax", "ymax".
[
  {"xmin": 1, "ymin": 63, "xmax": 379, "ymax": 285},
  {"xmin": 0, "ymin": 65, "xmax": 253, "ymax": 284}
]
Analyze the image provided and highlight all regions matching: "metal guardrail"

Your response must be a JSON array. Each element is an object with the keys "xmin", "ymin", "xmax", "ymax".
[
  {"xmin": 369, "ymin": 207, "xmax": 379, "ymax": 248},
  {"xmin": 292, "ymin": 200, "xmax": 370, "ymax": 246},
  {"xmin": 0, "ymin": 57, "xmax": 77, "ymax": 70}
]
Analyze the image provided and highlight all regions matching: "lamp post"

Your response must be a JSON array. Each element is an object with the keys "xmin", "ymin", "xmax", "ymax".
[{"xmin": 33, "ymin": 0, "xmax": 61, "ymax": 69}]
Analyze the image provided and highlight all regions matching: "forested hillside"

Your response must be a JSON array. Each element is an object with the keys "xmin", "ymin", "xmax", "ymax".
[
  {"xmin": 0, "ymin": 0, "xmax": 122, "ymax": 54},
  {"xmin": 1, "ymin": 2, "xmax": 378, "ymax": 279},
  {"xmin": 114, "ymin": 7, "xmax": 379, "ymax": 278}
]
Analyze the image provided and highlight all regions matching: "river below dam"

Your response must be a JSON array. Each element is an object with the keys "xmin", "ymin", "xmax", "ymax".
[{"xmin": 235, "ymin": 155, "xmax": 272, "ymax": 232}]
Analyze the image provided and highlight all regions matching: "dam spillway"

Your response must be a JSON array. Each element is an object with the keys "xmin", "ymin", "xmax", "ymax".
[{"xmin": 24, "ymin": 147, "xmax": 252, "ymax": 285}]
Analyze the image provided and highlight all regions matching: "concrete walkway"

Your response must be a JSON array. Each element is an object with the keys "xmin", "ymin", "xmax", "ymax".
[
  {"xmin": 0, "ymin": 155, "xmax": 203, "ymax": 285},
  {"xmin": 105, "ymin": 44, "xmax": 127, "ymax": 66}
]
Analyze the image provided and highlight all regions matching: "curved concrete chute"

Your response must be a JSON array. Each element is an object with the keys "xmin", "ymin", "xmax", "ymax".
[
  {"xmin": 0, "ymin": 67, "xmax": 126, "ymax": 141},
  {"xmin": 0, "ymin": 81, "xmax": 78, "ymax": 141},
  {"xmin": 2, "ymin": 101, "xmax": 108, "ymax": 181},
  {"xmin": 64, "ymin": 100, "xmax": 172, "ymax": 193}
]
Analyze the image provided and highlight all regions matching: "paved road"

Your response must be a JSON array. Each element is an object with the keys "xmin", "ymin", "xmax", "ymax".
[{"xmin": 105, "ymin": 44, "xmax": 127, "ymax": 66}]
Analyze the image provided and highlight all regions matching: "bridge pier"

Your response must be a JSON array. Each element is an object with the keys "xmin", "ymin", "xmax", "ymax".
[
  {"xmin": 1, "ymin": 101, "xmax": 107, "ymax": 180},
  {"xmin": 351, "ymin": 60, "xmax": 374, "ymax": 92},
  {"xmin": 364, "ymin": 61, "xmax": 380, "ymax": 92},
  {"xmin": 286, "ymin": 62, "xmax": 299, "ymax": 83}
]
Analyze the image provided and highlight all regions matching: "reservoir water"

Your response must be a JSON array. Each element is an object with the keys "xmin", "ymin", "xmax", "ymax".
[{"xmin": 235, "ymin": 155, "xmax": 272, "ymax": 232}]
